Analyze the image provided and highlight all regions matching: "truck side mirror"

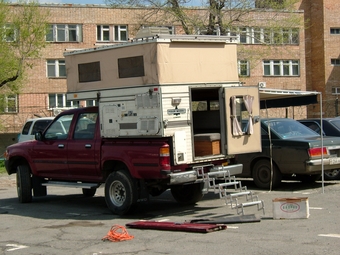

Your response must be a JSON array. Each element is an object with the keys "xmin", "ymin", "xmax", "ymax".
[{"xmin": 35, "ymin": 132, "xmax": 43, "ymax": 141}]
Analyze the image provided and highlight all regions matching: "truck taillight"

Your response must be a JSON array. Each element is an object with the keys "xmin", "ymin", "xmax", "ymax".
[
  {"xmin": 159, "ymin": 145, "xmax": 170, "ymax": 169},
  {"xmin": 308, "ymin": 147, "xmax": 328, "ymax": 158}
]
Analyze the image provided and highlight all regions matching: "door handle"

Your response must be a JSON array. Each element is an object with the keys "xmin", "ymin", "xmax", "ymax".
[
  {"xmin": 85, "ymin": 144, "xmax": 92, "ymax": 148},
  {"xmin": 58, "ymin": 144, "xmax": 65, "ymax": 148}
]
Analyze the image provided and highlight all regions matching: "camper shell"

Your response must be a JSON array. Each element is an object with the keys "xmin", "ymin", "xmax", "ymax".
[{"xmin": 65, "ymin": 33, "xmax": 261, "ymax": 165}]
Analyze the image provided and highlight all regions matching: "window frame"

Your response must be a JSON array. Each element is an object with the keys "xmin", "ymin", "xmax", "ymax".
[
  {"xmin": 47, "ymin": 59, "xmax": 66, "ymax": 78},
  {"xmin": 331, "ymin": 59, "xmax": 340, "ymax": 66},
  {"xmin": 0, "ymin": 94, "xmax": 18, "ymax": 113},
  {"xmin": 238, "ymin": 60, "xmax": 250, "ymax": 76},
  {"xmin": 46, "ymin": 24, "xmax": 82, "ymax": 42},
  {"xmin": 3, "ymin": 23, "xmax": 18, "ymax": 42},
  {"xmin": 237, "ymin": 27, "xmax": 299, "ymax": 45},
  {"xmin": 114, "ymin": 25, "xmax": 128, "ymax": 42},
  {"xmin": 330, "ymin": 28, "xmax": 340, "ymax": 34},
  {"xmin": 332, "ymin": 87, "xmax": 340, "ymax": 95},
  {"xmin": 263, "ymin": 60, "xmax": 300, "ymax": 76},
  {"xmin": 48, "ymin": 93, "xmax": 78, "ymax": 110},
  {"xmin": 97, "ymin": 25, "xmax": 110, "ymax": 42}
]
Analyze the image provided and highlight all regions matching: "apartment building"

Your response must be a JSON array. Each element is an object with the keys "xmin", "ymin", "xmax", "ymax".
[{"xmin": 0, "ymin": 1, "xmax": 338, "ymax": 152}]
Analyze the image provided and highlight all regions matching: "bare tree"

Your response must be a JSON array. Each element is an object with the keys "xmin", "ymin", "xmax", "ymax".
[{"xmin": 104, "ymin": 0, "xmax": 300, "ymax": 36}]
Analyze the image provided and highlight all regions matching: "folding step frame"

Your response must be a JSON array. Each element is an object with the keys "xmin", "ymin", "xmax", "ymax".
[{"xmin": 194, "ymin": 165, "xmax": 265, "ymax": 216}]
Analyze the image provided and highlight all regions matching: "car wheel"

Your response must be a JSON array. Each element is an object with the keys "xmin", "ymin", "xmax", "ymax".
[
  {"xmin": 82, "ymin": 188, "xmax": 97, "ymax": 197},
  {"xmin": 171, "ymin": 183, "xmax": 204, "ymax": 204},
  {"xmin": 252, "ymin": 159, "xmax": 282, "ymax": 189},
  {"xmin": 105, "ymin": 170, "xmax": 136, "ymax": 215},
  {"xmin": 16, "ymin": 165, "xmax": 32, "ymax": 203},
  {"xmin": 324, "ymin": 169, "xmax": 340, "ymax": 180}
]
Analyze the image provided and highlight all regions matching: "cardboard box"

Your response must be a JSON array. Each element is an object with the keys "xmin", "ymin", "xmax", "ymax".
[
  {"xmin": 272, "ymin": 197, "xmax": 309, "ymax": 219},
  {"xmin": 194, "ymin": 140, "xmax": 221, "ymax": 156},
  {"xmin": 194, "ymin": 133, "xmax": 221, "ymax": 156}
]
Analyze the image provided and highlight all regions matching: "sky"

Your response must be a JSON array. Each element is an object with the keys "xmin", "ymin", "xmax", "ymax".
[
  {"xmin": 10, "ymin": 0, "xmax": 205, "ymax": 6},
  {"xmin": 9, "ymin": 0, "xmax": 205, "ymax": 7},
  {"xmin": 10, "ymin": 0, "xmax": 107, "ymax": 4}
]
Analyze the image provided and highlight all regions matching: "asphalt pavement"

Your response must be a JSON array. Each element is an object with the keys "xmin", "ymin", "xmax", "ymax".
[{"xmin": 1, "ymin": 173, "xmax": 340, "ymax": 255}]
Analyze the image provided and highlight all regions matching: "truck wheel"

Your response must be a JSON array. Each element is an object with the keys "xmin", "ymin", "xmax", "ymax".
[
  {"xmin": 252, "ymin": 159, "xmax": 282, "ymax": 189},
  {"xmin": 82, "ymin": 188, "xmax": 96, "ymax": 197},
  {"xmin": 171, "ymin": 183, "xmax": 204, "ymax": 204},
  {"xmin": 324, "ymin": 170, "xmax": 340, "ymax": 180},
  {"xmin": 16, "ymin": 165, "xmax": 32, "ymax": 203},
  {"xmin": 105, "ymin": 170, "xmax": 136, "ymax": 215}
]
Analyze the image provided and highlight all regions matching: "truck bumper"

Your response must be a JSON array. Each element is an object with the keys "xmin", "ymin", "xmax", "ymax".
[{"xmin": 169, "ymin": 164, "xmax": 243, "ymax": 185}]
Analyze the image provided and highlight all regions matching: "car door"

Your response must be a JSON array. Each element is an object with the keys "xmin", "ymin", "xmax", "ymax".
[
  {"xmin": 67, "ymin": 112, "xmax": 101, "ymax": 180},
  {"xmin": 30, "ymin": 114, "xmax": 74, "ymax": 178}
]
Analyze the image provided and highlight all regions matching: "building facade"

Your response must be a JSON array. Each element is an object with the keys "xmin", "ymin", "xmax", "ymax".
[
  {"xmin": 0, "ymin": 1, "xmax": 339, "ymax": 153},
  {"xmin": 299, "ymin": 0, "xmax": 340, "ymax": 117}
]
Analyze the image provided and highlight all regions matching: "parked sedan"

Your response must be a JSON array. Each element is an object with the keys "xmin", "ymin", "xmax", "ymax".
[
  {"xmin": 236, "ymin": 118, "xmax": 340, "ymax": 189},
  {"xmin": 298, "ymin": 118, "xmax": 340, "ymax": 180}
]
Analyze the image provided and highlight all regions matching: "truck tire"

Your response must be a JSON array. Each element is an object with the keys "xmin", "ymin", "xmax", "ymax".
[
  {"xmin": 171, "ymin": 183, "xmax": 204, "ymax": 204},
  {"xmin": 16, "ymin": 164, "xmax": 32, "ymax": 203},
  {"xmin": 105, "ymin": 170, "xmax": 136, "ymax": 215},
  {"xmin": 82, "ymin": 188, "xmax": 96, "ymax": 197},
  {"xmin": 252, "ymin": 159, "xmax": 282, "ymax": 189}
]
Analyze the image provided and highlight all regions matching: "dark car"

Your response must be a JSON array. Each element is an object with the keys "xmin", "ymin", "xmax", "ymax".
[
  {"xmin": 298, "ymin": 118, "xmax": 340, "ymax": 180},
  {"xmin": 236, "ymin": 118, "xmax": 340, "ymax": 189}
]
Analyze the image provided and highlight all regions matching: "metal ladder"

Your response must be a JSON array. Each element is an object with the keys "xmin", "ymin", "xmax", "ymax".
[{"xmin": 195, "ymin": 166, "xmax": 265, "ymax": 216}]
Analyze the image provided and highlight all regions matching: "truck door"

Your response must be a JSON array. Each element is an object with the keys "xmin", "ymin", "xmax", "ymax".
[
  {"xmin": 67, "ymin": 112, "xmax": 100, "ymax": 179},
  {"xmin": 222, "ymin": 86, "xmax": 261, "ymax": 155},
  {"xmin": 31, "ymin": 114, "xmax": 74, "ymax": 177}
]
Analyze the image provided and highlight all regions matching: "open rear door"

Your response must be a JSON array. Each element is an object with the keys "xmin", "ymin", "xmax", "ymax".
[{"xmin": 224, "ymin": 86, "xmax": 261, "ymax": 154}]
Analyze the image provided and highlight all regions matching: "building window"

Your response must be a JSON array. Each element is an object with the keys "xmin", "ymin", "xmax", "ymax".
[
  {"xmin": 332, "ymin": 87, "xmax": 340, "ymax": 95},
  {"xmin": 331, "ymin": 59, "xmax": 340, "ymax": 66},
  {"xmin": 330, "ymin": 28, "xmax": 340, "ymax": 34},
  {"xmin": 47, "ymin": 60, "xmax": 66, "ymax": 78},
  {"xmin": 239, "ymin": 27, "xmax": 249, "ymax": 44},
  {"xmin": 86, "ymin": 100, "xmax": 98, "ymax": 106},
  {"xmin": 252, "ymin": 27, "xmax": 262, "ymax": 44},
  {"xmin": 97, "ymin": 25, "xmax": 110, "ymax": 41},
  {"xmin": 238, "ymin": 27, "xmax": 299, "ymax": 45},
  {"xmin": 48, "ymin": 94, "xmax": 79, "ymax": 109},
  {"xmin": 238, "ymin": 60, "xmax": 250, "ymax": 76},
  {"xmin": 114, "ymin": 25, "xmax": 127, "ymax": 41},
  {"xmin": 46, "ymin": 24, "xmax": 82, "ymax": 42},
  {"xmin": 3, "ymin": 24, "xmax": 17, "ymax": 42},
  {"xmin": 263, "ymin": 60, "xmax": 299, "ymax": 76},
  {"xmin": 95, "ymin": 25, "xmax": 128, "ymax": 42},
  {"xmin": 0, "ymin": 95, "xmax": 18, "ymax": 113}
]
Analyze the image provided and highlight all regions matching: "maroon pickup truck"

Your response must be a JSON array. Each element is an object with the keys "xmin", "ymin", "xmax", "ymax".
[{"xmin": 5, "ymin": 106, "xmax": 234, "ymax": 215}]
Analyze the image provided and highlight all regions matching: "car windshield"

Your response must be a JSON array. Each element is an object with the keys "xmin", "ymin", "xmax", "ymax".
[{"xmin": 263, "ymin": 119, "xmax": 319, "ymax": 139}]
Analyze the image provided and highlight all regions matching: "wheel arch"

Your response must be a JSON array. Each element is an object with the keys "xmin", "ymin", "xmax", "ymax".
[
  {"xmin": 102, "ymin": 160, "xmax": 130, "ymax": 180},
  {"xmin": 7, "ymin": 156, "xmax": 31, "ymax": 175}
]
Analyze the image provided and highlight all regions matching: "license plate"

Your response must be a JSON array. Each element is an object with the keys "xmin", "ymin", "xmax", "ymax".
[{"xmin": 330, "ymin": 157, "xmax": 340, "ymax": 165}]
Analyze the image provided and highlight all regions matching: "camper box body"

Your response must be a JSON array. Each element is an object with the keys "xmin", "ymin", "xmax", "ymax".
[{"xmin": 65, "ymin": 34, "xmax": 261, "ymax": 165}]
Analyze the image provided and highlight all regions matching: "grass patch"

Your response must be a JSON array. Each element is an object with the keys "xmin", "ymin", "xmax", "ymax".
[{"xmin": 0, "ymin": 160, "xmax": 6, "ymax": 174}]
